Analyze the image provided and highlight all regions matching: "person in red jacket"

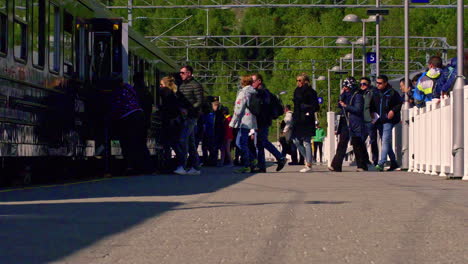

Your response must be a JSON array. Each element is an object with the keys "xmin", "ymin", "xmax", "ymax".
[{"xmin": 220, "ymin": 106, "xmax": 234, "ymax": 167}]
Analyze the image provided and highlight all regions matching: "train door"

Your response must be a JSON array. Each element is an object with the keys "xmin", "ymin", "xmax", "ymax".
[{"xmin": 85, "ymin": 18, "xmax": 127, "ymax": 84}]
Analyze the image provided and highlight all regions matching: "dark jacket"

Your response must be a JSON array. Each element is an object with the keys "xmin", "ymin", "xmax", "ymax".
[
  {"xmin": 342, "ymin": 90, "xmax": 364, "ymax": 137},
  {"xmin": 292, "ymin": 84, "xmax": 319, "ymax": 138},
  {"xmin": 178, "ymin": 77, "xmax": 204, "ymax": 118},
  {"xmin": 110, "ymin": 83, "xmax": 143, "ymax": 120},
  {"xmin": 370, "ymin": 85, "xmax": 403, "ymax": 124},
  {"xmin": 255, "ymin": 86, "xmax": 274, "ymax": 128},
  {"xmin": 358, "ymin": 86, "xmax": 376, "ymax": 123},
  {"xmin": 134, "ymin": 82, "xmax": 154, "ymax": 130}
]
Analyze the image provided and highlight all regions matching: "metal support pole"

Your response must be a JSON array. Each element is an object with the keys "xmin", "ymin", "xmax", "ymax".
[
  {"xmin": 128, "ymin": 0, "xmax": 133, "ymax": 27},
  {"xmin": 362, "ymin": 22, "xmax": 366, "ymax": 76},
  {"xmin": 402, "ymin": 0, "xmax": 410, "ymax": 169},
  {"xmin": 206, "ymin": 9, "xmax": 209, "ymax": 36},
  {"xmin": 327, "ymin": 69, "xmax": 331, "ymax": 112},
  {"xmin": 327, "ymin": 111, "xmax": 336, "ymax": 167},
  {"xmin": 376, "ymin": 0, "xmax": 380, "ymax": 77},
  {"xmin": 312, "ymin": 63, "xmax": 317, "ymax": 90},
  {"xmin": 452, "ymin": 0, "xmax": 464, "ymax": 178},
  {"xmin": 351, "ymin": 43, "xmax": 355, "ymax": 77}
]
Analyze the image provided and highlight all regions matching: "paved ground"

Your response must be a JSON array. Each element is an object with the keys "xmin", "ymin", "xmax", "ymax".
[{"xmin": 1, "ymin": 165, "xmax": 468, "ymax": 264}]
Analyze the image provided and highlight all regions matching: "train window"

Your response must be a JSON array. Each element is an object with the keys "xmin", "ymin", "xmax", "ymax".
[
  {"xmin": 13, "ymin": 0, "xmax": 27, "ymax": 61},
  {"xmin": 14, "ymin": 0, "xmax": 26, "ymax": 21},
  {"xmin": 32, "ymin": 0, "xmax": 45, "ymax": 67},
  {"xmin": 63, "ymin": 12, "xmax": 73, "ymax": 75},
  {"xmin": 0, "ymin": 0, "xmax": 6, "ymax": 55},
  {"xmin": 48, "ymin": 3, "xmax": 60, "ymax": 73}
]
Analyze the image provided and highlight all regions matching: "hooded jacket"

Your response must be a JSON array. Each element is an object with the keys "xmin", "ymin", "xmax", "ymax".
[{"xmin": 229, "ymin": 85, "xmax": 258, "ymax": 129}]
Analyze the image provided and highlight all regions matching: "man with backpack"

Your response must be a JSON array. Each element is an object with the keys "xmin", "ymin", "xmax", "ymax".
[
  {"xmin": 413, "ymin": 55, "xmax": 444, "ymax": 105},
  {"xmin": 250, "ymin": 73, "xmax": 287, "ymax": 173}
]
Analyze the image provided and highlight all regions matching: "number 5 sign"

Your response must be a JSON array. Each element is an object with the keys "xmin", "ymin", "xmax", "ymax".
[{"xmin": 366, "ymin": 52, "xmax": 377, "ymax": 64}]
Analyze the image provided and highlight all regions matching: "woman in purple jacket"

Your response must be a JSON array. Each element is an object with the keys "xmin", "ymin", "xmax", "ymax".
[{"xmin": 111, "ymin": 75, "xmax": 153, "ymax": 175}]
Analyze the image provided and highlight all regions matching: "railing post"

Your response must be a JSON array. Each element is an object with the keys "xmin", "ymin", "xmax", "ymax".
[
  {"xmin": 463, "ymin": 85, "xmax": 468, "ymax": 180},
  {"xmin": 414, "ymin": 108, "xmax": 421, "ymax": 173},
  {"xmin": 408, "ymin": 108, "xmax": 414, "ymax": 172},
  {"xmin": 425, "ymin": 101, "xmax": 433, "ymax": 174},
  {"xmin": 431, "ymin": 101, "xmax": 441, "ymax": 175},
  {"xmin": 326, "ymin": 112, "xmax": 336, "ymax": 167}
]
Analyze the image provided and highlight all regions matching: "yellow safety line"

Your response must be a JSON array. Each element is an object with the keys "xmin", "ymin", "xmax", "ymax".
[{"xmin": 0, "ymin": 176, "xmax": 129, "ymax": 193}]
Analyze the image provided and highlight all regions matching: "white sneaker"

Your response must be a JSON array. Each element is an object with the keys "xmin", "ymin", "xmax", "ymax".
[
  {"xmin": 299, "ymin": 166, "xmax": 312, "ymax": 173},
  {"xmin": 186, "ymin": 168, "xmax": 201, "ymax": 175},
  {"xmin": 174, "ymin": 166, "xmax": 187, "ymax": 175}
]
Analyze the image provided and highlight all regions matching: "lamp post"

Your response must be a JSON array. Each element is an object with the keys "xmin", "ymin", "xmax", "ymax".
[
  {"xmin": 312, "ymin": 75, "xmax": 326, "ymax": 91},
  {"xmin": 336, "ymin": 37, "xmax": 367, "ymax": 77},
  {"xmin": 342, "ymin": 15, "xmax": 376, "ymax": 77}
]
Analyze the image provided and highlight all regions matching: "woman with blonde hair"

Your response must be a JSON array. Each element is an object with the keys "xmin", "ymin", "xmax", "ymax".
[
  {"xmin": 291, "ymin": 73, "xmax": 319, "ymax": 172},
  {"xmin": 158, "ymin": 76, "xmax": 186, "ymax": 165},
  {"xmin": 229, "ymin": 75, "xmax": 258, "ymax": 173}
]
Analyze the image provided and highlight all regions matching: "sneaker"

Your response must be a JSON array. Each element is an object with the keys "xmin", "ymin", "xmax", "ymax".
[
  {"xmin": 387, "ymin": 161, "xmax": 399, "ymax": 171},
  {"xmin": 186, "ymin": 167, "xmax": 201, "ymax": 175},
  {"xmin": 253, "ymin": 168, "xmax": 267, "ymax": 173},
  {"xmin": 234, "ymin": 167, "xmax": 251, "ymax": 173},
  {"xmin": 375, "ymin": 164, "xmax": 384, "ymax": 172},
  {"xmin": 251, "ymin": 159, "xmax": 258, "ymax": 167},
  {"xmin": 276, "ymin": 157, "xmax": 287, "ymax": 172},
  {"xmin": 328, "ymin": 166, "xmax": 342, "ymax": 172},
  {"xmin": 299, "ymin": 166, "xmax": 312, "ymax": 173},
  {"xmin": 173, "ymin": 166, "xmax": 187, "ymax": 175}
]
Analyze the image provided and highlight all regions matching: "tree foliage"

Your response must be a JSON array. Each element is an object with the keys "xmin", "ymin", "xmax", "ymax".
[{"xmin": 103, "ymin": 1, "xmax": 466, "ymax": 127}]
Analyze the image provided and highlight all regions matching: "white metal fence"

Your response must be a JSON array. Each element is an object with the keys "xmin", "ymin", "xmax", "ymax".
[
  {"xmin": 408, "ymin": 86, "xmax": 468, "ymax": 179},
  {"xmin": 324, "ymin": 85, "xmax": 468, "ymax": 179}
]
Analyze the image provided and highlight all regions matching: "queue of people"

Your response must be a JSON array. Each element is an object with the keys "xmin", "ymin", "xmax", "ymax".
[
  {"xmin": 156, "ymin": 70, "xmax": 325, "ymax": 175},
  {"xmin": 118, "ymin": 61, "xmax": 463, "ymax": 175}
]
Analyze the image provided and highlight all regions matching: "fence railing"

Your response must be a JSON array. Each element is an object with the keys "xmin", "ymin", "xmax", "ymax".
[
  {"xmin": 408, "ymin": 86, "xmax": 468, "ymax": 179},
  {"xmin": 324, "ymin": 85, "xmax": 468, "ymax": 179}
]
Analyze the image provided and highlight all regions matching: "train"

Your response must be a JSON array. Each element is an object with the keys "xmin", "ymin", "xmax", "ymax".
[{"xmin": 0, "ymin": 0, "xmax": 179, "ymax": 185}]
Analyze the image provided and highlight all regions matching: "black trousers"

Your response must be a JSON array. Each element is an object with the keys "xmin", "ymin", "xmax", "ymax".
[
  {"xmin": 117, "ymin": 111, "xmax": 153, "ymax": 173},
  {"xmin": 331, "ymin": 129, "xmax": 368, "ymax": 171},
  {"xmin": 313, "ymin": 142, "xmax": 323, "ymax": 163}
]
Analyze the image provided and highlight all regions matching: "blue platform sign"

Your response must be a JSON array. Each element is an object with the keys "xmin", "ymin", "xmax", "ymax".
[
  {"xmin": 411, "ymin": 0, "xmax": 430, "ymax": 3},
  {"xmin": 366, "ymin": 52, "xmax": 377, "ymax": 64},
  {"xmin": 317, "ymin": 97, "xmax": 324, "ymax": 104}
]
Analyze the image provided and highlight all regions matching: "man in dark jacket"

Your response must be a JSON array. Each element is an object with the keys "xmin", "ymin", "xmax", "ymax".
[
  {"xmin": 174, "ymin": 65, "xmax": 204, "ymax": 175},
  {"xmin": 358, "ymin": 77, "xmax": 379, "ymax": 166},
  {"xmin": 251, "ymin": 74, "xmax": 287, "ymax": 173},
  {"xmin": 370, "ymin": 75, "xmax": 403, "ymax": 171},
  {"xmin": 329, "ymin": 78, "xmax": 367, "ymax": 172}
]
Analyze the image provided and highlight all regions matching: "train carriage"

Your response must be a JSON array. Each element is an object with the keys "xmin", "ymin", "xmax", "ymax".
[{"xmin": 0, "ymin": 0, "xmax": 178, "ymax": 184}]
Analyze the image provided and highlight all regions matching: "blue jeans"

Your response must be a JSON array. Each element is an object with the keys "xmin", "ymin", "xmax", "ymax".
[
  {"xmin": 238, "ymin": 128, "xmax": 254, "ymax": 167},
  {"xmin": 293, "ymin": 136, "xmax": 313, "ymax": 164},
  {"xmin": 257, "ymin": 127, "xmax": 283, "ymax": 169},
  {"xmin": 176, "ymin": 118, "xmax": 200, "ymax": 170},
  {"xmin": 377, "ymin": 122, "xmax": 396, "ymax": 166}
]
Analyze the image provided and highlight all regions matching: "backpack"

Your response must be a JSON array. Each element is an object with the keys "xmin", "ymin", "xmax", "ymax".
[
  {"xmin": 269, "ymin": 93, "xmax": 284, "ymax": 120},
  {"xmin": 437, "ymin": 57, "xmax": 457, "ymax": 94},
  {"xmin": 247, "ymin": 91, "xmax": 263, "ymax": 117}
]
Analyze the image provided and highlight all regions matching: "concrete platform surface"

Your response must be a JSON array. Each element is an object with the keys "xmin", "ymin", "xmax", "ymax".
[{"xmin": 1, "ymin": 165, "xmax": 468, "ymax": 264}]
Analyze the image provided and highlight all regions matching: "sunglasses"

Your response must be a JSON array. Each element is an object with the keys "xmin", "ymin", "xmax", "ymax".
[
  {"xmin": 296, "ymin": 79, "xmax": 303, "ymax": 82},
  {"xmin": 360, "ymin": 83, "xmax": 369, "ymax": 86},
  {"xmin": 376, "ymin": 82, "xmax": 384, "ymax": 85}
]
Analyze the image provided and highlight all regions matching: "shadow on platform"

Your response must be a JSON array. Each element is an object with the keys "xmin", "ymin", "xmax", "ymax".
[{"xmin": 0, "ymin": 201, "xmax": 182, "ymax": 264}]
